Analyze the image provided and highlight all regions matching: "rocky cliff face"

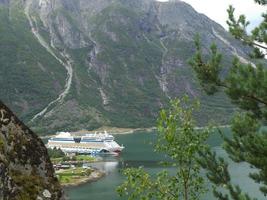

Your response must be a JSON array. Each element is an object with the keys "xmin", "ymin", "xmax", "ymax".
[
  {"xmin": 0, "ymin": 101, "xmax": 63, "ymax": 199},
  {"xmin": 0, "ymin": 0, "xmax": 253, "ymax": 134}
]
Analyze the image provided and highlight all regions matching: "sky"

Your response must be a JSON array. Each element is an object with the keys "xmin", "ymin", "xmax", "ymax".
[{"xmin": 156, "ymin": 0, "xmax": 265, "ymax": 31}]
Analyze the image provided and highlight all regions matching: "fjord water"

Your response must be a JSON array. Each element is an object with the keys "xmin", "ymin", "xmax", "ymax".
[{"xmin": 65, "ymin": 130, "xmax": 264, "ymax": 200}]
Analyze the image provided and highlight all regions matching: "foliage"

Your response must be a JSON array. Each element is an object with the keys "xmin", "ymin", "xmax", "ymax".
[
  {"xmin": 48, "ymin": 147, "xmax": 65, "ymax": 158},
  {"xmin": 75, "ymin": 155, "xmax": 96, "ymax": 161},
  {"xmin": 190, "ymin": 1, "xmax": 267, "ymax": 199},
  {"xmin": 189, "ymin": 35, "xmax": 222, "ymax": 94},
  {"xmin": 62, "ymin": 156, "xmax": 71, "ymax": 162},
  {"xmin": 227, "ymin": 3, "xmax": 266, "ymax": 59},
  {"xmin": 117, "ymin": 96, "xmax": 211, "ymax": 200}
]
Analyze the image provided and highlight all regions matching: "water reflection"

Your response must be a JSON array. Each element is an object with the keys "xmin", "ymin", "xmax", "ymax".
[
  {"xmin": 91, "ymin": 154, "xmax": 171, "ymax": 171},
  {"xmin": 120, "ymin": 160, "xmax": 169, "ymax": 168},
  {"xmin": 90, "ymin": 161, "xmax": 119, "ymax": 174},
  {"xmin": 89, "ymin": 158, "xmax": 167, "ymax": 176}
]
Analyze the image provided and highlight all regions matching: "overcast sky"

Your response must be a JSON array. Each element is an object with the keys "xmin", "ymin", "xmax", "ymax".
[{"xmin": 156, "ymin": 0, "xmax": 265, "ymax": 31}]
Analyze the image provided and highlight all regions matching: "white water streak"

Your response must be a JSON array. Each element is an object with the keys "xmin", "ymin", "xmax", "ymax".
[
  {"xmin": 25, "ymin": 0, "xmax": 73, "ymax": 122},
  {"xmin": 212, "ymin": 27, "xmax": 256, "ymax": 68}
]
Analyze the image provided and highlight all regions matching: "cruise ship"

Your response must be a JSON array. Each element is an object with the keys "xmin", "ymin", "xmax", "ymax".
[{"xmin": 47, "ymin": 131, "xmax": 124, "ymax": 155}]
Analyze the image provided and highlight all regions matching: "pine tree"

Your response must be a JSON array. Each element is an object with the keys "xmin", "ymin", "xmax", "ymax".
[{"xmin": 190, "ymin": 1, "xmax": 267, "ymax": 199}]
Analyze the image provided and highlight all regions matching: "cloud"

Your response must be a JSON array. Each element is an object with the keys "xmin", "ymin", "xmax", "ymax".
[{"xmin": 184, "ymin": 0, "xmax": 265, "ymax": 30}]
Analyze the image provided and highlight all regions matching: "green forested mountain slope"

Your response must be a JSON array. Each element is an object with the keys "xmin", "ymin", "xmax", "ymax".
[
  {"xmin": 0, "ymin": 1, "xmax": 66, "ymax": 122},
  {"xmin": 0, "ymin": 0, "xmax": 253, "ymax": 134}
]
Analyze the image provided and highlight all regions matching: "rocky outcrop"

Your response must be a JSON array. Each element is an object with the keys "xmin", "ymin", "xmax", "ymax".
[{"xmin": 0, "ymin": 101, "xmax": 63, "ymax": 199}]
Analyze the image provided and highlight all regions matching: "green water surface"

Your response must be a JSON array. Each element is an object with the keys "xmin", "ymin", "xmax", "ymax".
[{"xmin": 65, "ymin": 129, "xmax": 264, "ymax": 200}]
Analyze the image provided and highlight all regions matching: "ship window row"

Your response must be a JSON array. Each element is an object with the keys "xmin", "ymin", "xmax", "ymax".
[
  {"xmin": 80, "ymin": 139, "xmax": 105, "ymax": 142},
  {"xmin": 50, "ymin": 138, "xmax": 74, "ymax": 141}
]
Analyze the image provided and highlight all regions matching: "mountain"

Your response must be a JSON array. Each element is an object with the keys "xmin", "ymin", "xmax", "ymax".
[
  {"xmin": 0, "ymin": 101, "xmax": 63, "ymax": 199},
  {"xmin": 0, "ymin": 0, "xmax": 253, "ymax": 134}
]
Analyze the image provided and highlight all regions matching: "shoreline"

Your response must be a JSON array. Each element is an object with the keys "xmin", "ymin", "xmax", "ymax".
[
  {"xmin": 52, "ymin": 124, "xmax": 230, "ymax": 189},
  {"xmin": 61, "ymin": 170, "xmax": 106, "ymax": 188},
  {"xmin": 71, "ymin": 127, "xmax": 157, "ymax": 135},
  {"xmin": 41, "ymin": 125, "xmax": 231, "ymax": 139}
]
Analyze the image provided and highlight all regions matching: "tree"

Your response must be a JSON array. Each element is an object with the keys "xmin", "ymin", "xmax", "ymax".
[
  {"xmin": 190, "ymin": 1, "xmax": 267, "ymax": 199},
  {"xmin": 47, "ymin": 147, "xmax": 65, "ymax": 158},
  {"xmin": 117, "ymin": 96, "xmax": 211, "ymax": 200}
]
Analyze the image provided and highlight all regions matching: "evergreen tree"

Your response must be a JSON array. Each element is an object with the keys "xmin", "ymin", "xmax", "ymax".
[
  {"xmin": 190, "ymin": 1, "xmax": 267, "ymax": 199},
  {"xmin": 117, "ymin": 96, "xmax": 211, "ymax": 200},
  {"xmin": 47, "ymin": 147, "xmax": 65, "ymax": 158}
]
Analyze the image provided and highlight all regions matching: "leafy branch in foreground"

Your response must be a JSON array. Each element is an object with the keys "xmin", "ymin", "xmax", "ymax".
[
  {"xmin": 190, "ymin": 1, "xmax": 267, "ymax": 199},
  {"xmin": 117, "ymin": 96, "xmax": 211, "ymax": 200}
]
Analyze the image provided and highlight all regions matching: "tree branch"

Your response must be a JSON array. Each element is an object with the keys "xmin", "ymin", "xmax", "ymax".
[
  {"xmin": 218, "ymin": 82, "xmax": 267, "ymax": 106},
  {"xmin": 252, "ymin": 42, "xmax": 267, "ymax": 50}
]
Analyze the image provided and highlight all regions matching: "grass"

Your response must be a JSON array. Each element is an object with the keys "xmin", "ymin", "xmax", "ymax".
[
  {"xmin": 51, "ymin": 157, "xmax": 64, "ymax": 163},
  {"xmin": 50, "ymin": 155, "xmax": 96, "ymax": 163},
  {"xmin": 76, "ymin": 155, "xmax": 96, "ymax": 161},
  {"xmin": 56, "ymin": 167, "xmax": 93, "ymax": 184}
]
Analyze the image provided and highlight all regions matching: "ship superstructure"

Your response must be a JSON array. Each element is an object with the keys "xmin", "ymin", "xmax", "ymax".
[{"xmin": 47, "ymin": 131, "xmax": 124, "ymax": 155}]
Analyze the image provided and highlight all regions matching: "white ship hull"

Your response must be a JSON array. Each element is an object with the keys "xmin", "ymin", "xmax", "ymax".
[{"xmin": 47, "ymin": 131, "xmax": 124, "ymax": 155}]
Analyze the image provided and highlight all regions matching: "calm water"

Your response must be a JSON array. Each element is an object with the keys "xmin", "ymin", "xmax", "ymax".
[{"xmin": 65, "ymin": 130, "xmax": 264, "ymax": 200}]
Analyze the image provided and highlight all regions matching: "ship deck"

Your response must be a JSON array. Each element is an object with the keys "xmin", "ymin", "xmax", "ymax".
[{"xmin": 48, "ymin": 142, "xmax": 106, "ymax": 149}]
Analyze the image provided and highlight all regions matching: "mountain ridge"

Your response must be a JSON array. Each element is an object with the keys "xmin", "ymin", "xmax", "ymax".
[{"xmin": 0, "ymin": 0, "xmax": 252, "ymax": 134}]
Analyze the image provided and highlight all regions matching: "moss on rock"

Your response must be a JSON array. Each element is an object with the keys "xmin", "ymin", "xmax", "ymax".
[{"xmin": 0, "ymin": 101, "xmax": 63, "ymax": 199}]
